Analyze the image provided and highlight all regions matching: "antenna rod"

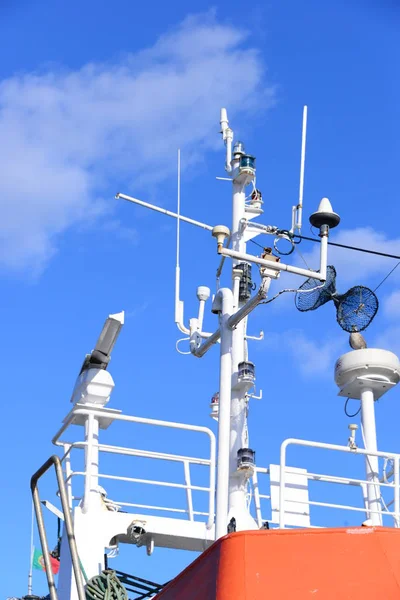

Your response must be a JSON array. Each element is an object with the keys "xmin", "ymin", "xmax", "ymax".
[
  {"xmin": 297, "ymin": 105, "xmax": 308, "ymax": 231},
  {"xmin": 176, "ymin": 149, "xmax": 181, "ymax": 270},
  {"xmin": 28, "ymin": 500, "xmax": 34, "ymax": 595},
  {"xmin": 174, "ymin": 150, "xmax": 187, "ymax": 333},
  {"xmin": 116, "ymin": 193, "xmax": 213, "ymax": 231}
]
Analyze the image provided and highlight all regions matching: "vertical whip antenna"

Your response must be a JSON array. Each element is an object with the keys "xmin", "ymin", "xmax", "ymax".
[
  {"xmin": 220, "ymin": 108, "xmax": 233, "ymax": 173},
  {"xmin": 175, "ymin": 149, "xmax": 189, "ymax": 334},
  {"xmin": 291, "ymin": 105, "xmax": 308, "ymax": 233},
  {"xmin": 28, "ymin": 500, "xmax": 34, "ymax": 595},
  {"xmin": 176, "ymin": 148, "xmax": 181, "ymax": 278}
]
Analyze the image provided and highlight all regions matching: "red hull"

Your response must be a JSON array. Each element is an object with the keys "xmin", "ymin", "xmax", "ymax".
[{"xmin": 156, "ymin": 527, "xmax": 400, "ymax": 599}]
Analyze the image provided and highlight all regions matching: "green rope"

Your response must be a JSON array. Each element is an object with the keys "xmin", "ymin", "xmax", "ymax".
[
  {"xmin": 85, "ymin": 570, "xmax": 128, "ymax": 600},
  {"xmin": 79, "ymin": 556, "xmax": 89, "ymax": 584}
]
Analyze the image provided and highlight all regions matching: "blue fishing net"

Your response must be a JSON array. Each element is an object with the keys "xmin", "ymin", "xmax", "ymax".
[{"xmin": 295, "ymin": 265, "xmax": 378, "ymax": 333}]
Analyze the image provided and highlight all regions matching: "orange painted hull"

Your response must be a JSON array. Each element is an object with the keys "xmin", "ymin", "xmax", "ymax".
[{"xmin": 156, "ymin": 527, "xmax": 400, "ymax": 599}]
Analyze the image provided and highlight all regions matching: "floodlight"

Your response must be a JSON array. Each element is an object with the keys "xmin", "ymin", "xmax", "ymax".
[{"xmin": 79, "ymin": 311, "xmax": 124, "ymax": 374}]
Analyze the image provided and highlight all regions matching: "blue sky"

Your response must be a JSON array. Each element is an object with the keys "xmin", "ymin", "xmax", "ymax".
[{"xmin": 1, "ymin": 1, "xmax": 400, "ymax": 597}]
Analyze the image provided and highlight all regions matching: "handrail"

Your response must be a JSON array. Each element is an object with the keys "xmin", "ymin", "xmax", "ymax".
[
  {"xmin": 30, "ymin": 455, "xmax": 86, "ymax": 600},
  {"xmin": 60, "ymin": 440, "xmax": 212, "ymax": 467},
  {"xmin": 279, "ymin": 438, "xmax": 400, "ymax": 528},
  {"xmin": 53, "ymin": 408, "xmax": 216, "ymax": 529},
  {"xmin": 64, "ymin": 471, "xmax": 210, "ymax": 492}
]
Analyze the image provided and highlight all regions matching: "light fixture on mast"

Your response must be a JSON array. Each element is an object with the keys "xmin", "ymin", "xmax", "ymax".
[
  {"xmin": 237, "ymin": 448, "xmax": 256, "ymax": 476},
  {"xmin": 71, "ymin": 311, "xmax": 124, "ymax": 407}
]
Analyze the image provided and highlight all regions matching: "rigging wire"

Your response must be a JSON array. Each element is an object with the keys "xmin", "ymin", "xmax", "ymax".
[
  {"xmin": 294, "ymin": 242, "xmax": 311, "ymax": 270},
  {"xmin": 373, "ymin": 262, "xmax": 400, "ymax": 293},
  {"xmin": 294, "ymin": 234, "xmax": 400, "ymax": 261},
  {"xmin": 249, "ymin": 234, "xmax": 400, "ymax": 292},
  {"xmin": 294, "ymin": 235, "xmax": 400, "ymax": 293},
  {"xmin": 250, "ymin": 234, "xmax": 400, "ymax": 262}
]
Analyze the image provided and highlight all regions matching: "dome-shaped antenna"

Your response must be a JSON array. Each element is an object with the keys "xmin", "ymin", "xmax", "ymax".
[{"xmin": 309, "ymin": 197, "xmax": 341, "ymax": 229}]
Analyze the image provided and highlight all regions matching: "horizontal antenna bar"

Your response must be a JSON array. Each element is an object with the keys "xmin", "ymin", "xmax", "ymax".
[
  {"xmin": 116, "ymin": 193, "xmax": 213, "ymax": 231},
  {"xmin": 219, "ymin": 247, "xmax": 326, "ymax": 281}
]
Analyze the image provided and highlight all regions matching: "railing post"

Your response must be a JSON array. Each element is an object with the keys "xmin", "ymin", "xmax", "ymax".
[
  {"xmin": 63, "ymin": 443, "xmax": 73, "ymax": 510},
  {"xmin": 394, "ymin": 457, "xmax": 399, "ymax": 527},
  {"xmin": 279, "ymin": 441, "xmax": 289, "ymax": 528},
  {"xmin": 83, "ymin": 412, "xmax": 100, "ymax": 514},
  {"xmin": 207, "ymin": 434, "xmax": 216, "ymax": 530},
  {"xmin": 183, "ymin": 461, "xmax": 194, "ymax": 521},
  {"xmin": 252, "ymin": 470, "xmax": 263, "ymax": 528}
]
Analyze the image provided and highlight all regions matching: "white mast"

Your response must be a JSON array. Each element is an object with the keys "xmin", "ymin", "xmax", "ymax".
[
  {"xmin": 117, "ymin": 107, "xmax": 334, "ymax": 538},
  {"xmin": 227, "ymin": 131, "xmax": 258, "ymax": 530},
  {"xmin": 360, "ymin": 387, "xmax": 381, "ymax": 525}
]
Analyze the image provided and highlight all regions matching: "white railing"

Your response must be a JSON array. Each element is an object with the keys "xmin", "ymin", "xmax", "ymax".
[
  {"xmin": 53, "ymin": 408, "xmax": 216, "ymax": 529},
  {"xmin": 251, "ymin": 467, "xmax": 270, "ymax": 528},
  {"xmin": 279, "ymin": 438, "xmax": 400, "ymax": 529}
]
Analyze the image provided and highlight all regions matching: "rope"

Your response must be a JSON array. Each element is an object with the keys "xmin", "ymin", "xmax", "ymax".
[{"xmin": 85, "ymin": 570, "xmax": 128, "ymax": 600}]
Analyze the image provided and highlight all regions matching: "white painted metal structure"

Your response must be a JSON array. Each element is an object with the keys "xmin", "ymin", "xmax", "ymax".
[{"xmin": 30, "ymin": 108, "xmax": 400, "ymax": 600}]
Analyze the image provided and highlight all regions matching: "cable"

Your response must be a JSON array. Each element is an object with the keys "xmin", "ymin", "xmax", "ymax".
[
  {"xmin": 295, "ymin": 234, "xmax": 400, "ymax": 261},
  {"xmin": 273, "ymin": 234, "xmax": 295, "ymax": 255},
  {"xmin": 344, "ymin": 398, "xmax": 361, "ymax": 418},
  {"xmin": 260, "ymin": 278, "xmax": 327, "ymax": 306},
  {"xmin": 294, "ymin": 243, "xmax": 311, "ymax": 270},
  {"xmin": 250, "ymin": 238, "xmax": 266, "ymax": 250},
  {"xmin": 297, "ymin": 234, "xmax": 400, "ymax": 292},
  {"xmin": 176, "ymin": 337, "xmax": 191, "ymax": 355},
  {"xmin": 251, "ymin": 232, "xmax": 400, "ymax": 261},
  {"xmin": 250, "ymin": 234, "xmax": 400, "ymax": 292},
  {"xmin": 373, "ymin": 261, "xmax": 400, "ymax": 292}
]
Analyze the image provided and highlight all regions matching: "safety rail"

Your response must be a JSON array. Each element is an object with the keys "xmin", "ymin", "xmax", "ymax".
[
  {"xmin": 251, "ymin": 467, "xmax": 270, "ymax": 528},
  {"xmin": 53, "ymin": 408, "xmax": 216, "ymax": 529},
  {"xmin": 30, "ymin": 455, "xmax": 86, "ymax": 600},
  {"xmin": 279, "ymin": 438, "xmax": 400, "ymax": 529}
]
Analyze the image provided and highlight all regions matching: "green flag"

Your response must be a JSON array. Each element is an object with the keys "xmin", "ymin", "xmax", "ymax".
[{"xmin": 32, "ymin": 547, "xmax": 60, "ymax": 574}]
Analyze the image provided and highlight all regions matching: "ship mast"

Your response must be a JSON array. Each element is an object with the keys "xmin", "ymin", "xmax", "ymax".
[
  {"xmin": 118, "ymin": 106, "xmax": 335, "ymax": 539},
  {"xmin": 30, "ymin": 107, "xmax": 350, "ymax": 600}
]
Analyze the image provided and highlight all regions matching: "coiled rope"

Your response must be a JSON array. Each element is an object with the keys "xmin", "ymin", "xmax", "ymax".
[{"xmin": 85, "ymin": 570, "xmax": 128, "ymax": 600}]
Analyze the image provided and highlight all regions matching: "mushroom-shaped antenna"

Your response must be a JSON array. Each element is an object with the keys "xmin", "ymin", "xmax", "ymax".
[{"xmin": 309, "ymin": 197, "xmax": 341, "ymax": 229}]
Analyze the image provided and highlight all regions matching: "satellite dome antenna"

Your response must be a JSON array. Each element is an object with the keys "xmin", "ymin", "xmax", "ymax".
[{"xmin": 309, "ymin": 197, "xmax": 341, "ymax": 230}]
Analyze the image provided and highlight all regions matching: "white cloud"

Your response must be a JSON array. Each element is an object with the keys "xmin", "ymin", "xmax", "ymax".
[
  {"xmin": 260, "ymin": 327, "xmax": 344, "ymax": 377},
  {"xmin": 0, "ymin": 12, "xmax": 273, "ymax": 273},
  {"xmin": 373, "ymin": 325, "xmax": 400, "ymax": 357},
  {"xmin": 285, "ymin": 330, "xmax": 344, "ymax": 377},
  {"xmin": 382, "ymin": 289, "xmax": 400, "ymax": 319}
]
